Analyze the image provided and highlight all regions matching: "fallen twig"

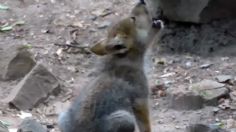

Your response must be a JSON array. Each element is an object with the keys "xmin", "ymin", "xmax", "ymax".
[{"xmin": 54, "ymin": 43, "xmax": 90, "ymax": 49}]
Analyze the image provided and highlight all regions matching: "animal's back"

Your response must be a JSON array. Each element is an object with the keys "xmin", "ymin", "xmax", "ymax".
[{"xmin": 62, "ymin": 68, "xmax": 148, "ymax": 132}]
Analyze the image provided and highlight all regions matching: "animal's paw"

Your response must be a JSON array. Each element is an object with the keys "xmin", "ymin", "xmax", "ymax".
[{"xmin": 152, "ymin": 18, "xmax": 164, "ymax": 29}]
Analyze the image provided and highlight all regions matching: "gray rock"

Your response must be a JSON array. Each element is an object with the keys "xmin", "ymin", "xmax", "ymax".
[
  {"xmin": 230, "ymin": 91, "xmax": 236, "ymax": 102},
  {"xmin": 226, "ymin": 20, "xmax": 236, "ymax": 38},
  {"xmin": 168, "ymin": 89, "xmax": 204, "ymax": 110},
  {"xmin": 191, "ymin": 80, "xmax": 229, "ymax": 106},
  {"xmin": 97, "ymin": 21, "xmax": 111, "ymax": 29},
  {"xmin": 215, "ymin": 75, "xmax": 233, "ymax": 83},
  {"xmin": 0, "ymin": 45, "xmax": 36, "ymax": 81},
  {"xmin": 230, "ymin": 128, "xmax": 236, "ymax": 132},
  {"xmin": 0, "ymin": 121, "xmax": 8, "ymax": 132},
  {"xmin": 200, "ymin": 64, "xmax": 213, "ymax": 69},
  {"xmin": 156, "ymin": 18, "xmax": 236, "ymax": 56},
  {"xmin": 186, "ymin": 124, "xmax": 228, "ymax": 132},
  {"xmin": 146, "ymin": 0, "xmax": 236, "ymax": 23},
  {"xmin": 18, "ymin": 118, "xmax": 47, "ymax": 132},
  {"xmin": 7, "ymin": 63, "xmax": 60, "ymax": 110}
]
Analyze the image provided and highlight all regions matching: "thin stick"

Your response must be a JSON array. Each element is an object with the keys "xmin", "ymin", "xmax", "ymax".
[{"xmin": 54, "ymin": 43, "xmax": 90, "ymax": 49}]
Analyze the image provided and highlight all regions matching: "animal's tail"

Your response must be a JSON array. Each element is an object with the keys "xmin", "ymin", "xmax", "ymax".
[{"xmin": 104, "ymin": 110, "xmax": 137, "ymax": 132}]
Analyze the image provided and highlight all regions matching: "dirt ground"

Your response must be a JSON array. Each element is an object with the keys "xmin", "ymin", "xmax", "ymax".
[{"xmin": 1, "ymin": 0, "xmax": 236, "ymax": 132}]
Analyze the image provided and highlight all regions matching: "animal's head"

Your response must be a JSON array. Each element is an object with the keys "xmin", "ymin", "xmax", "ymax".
[
  {"xmin": 90, "ymin": 18, "xmax": 137, "ymax": 56},
  {"xmin": 90, "ymin": 3, "xmax": 164, "ymax": 56},
  {"xmin": 131, "ymin": 2, "xmax": 151, "ymax": 30}
]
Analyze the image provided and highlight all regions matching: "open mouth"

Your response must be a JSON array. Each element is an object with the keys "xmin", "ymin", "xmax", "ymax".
[
  {"xmin": 106, "ymin": 44, "xmax": 129, "ymax": 55},
  {"xmin": 112, "ymin": 44, "xmax": 127, "ymax": 51}
]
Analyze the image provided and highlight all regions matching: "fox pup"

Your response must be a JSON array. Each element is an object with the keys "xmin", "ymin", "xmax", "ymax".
[{"xmin": 58, "ymin": 2, "xmax": 163, "ymax": 132}]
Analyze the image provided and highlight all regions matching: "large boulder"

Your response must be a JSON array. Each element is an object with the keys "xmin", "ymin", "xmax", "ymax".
[
  {"xmin": 146, "ymin": 0, "xmax": 236, "ymax": 23},
  {"xmin": 6, "ymin": 63, "xmax": 60, "ymax": 110}
]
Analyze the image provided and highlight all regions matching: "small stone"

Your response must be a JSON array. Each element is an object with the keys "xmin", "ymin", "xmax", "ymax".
[
  {"xmin": 171, "ymin": 115, "xmax": 176, "ymax": 120},
  {"xmin": 160, "ymin": 72, "xmax": 175, "ymax": 78},
  {"xmin": 89, "ymin": 28, "xmax": 96, "ymax": 32},
  {"xmin": 226, "ymin": 118, "xmax": 236, "ymax": 129},
  {"xmin": 154, "ymin": 102, "xmax": 159, "ymax": 106},
  {"xmin": 215, "ymin": 118, "xmax": 220, "ymax": 122},
  {"xmin": 54, "ymin": 101, "xmax": 70, "ymax": 115},
  {"xmin": 213, "ymin": 107, "xmax": 220, "ymax": 114},
  {"xmin": 153, "ymin": 58, "xmax": 166, "ymax": 65},
  {"xmin": 157, "ymin": 120, "xmax": 164, "ymax": 124},
  {"xmin": 221, "ymin": 57, "xmax": 229, "ymax": 61},
  {"xmin": 158, "ymin": 90, "xmax": 166, "ymax": 97},
  {"xmin": 0, "ymin": 116, "xmax": 22, "ymax": 129},
  {"xmin": 91, "ymin": 9, "xmax": 103, "ymax": 16},
  {"xmin": 215, "ymin": 75, "xmax": 233, "ymax": 83},
  {"xmin": 97, "ymin": 21, "xmax": 111, "ymax": 29},
  {"xmin": 49, "ymin": 95, "xmax": 55, "ymax": 100},
  {"xmin": 168, "ymin": 89, "xmax": 204, "ymax": 110},
  {"xmin": 91, "ymin": 9, "xmax": 113, "ymax": 17},
  {"xmin": 186, "ymin": 124, "xmax": 227, "ymax": 132},
  {"xmin": 164, "ymin": 80, "xmax": 174, "ymax": 85},
  {"xmin": 17, "ymin": 111, "xmax": 32, "ymax": 119},
  {"xmin": 151, "ymin": 84, "xmax": 165, "ymax": 96},
  {"xmin": 230, "ymin": 128, "xmax": 236, "ymax": 132},
  {"xmin": 175, "ymin": 126, "xmax": 180, "ymax": 129},
  {"xmin": 18, "ymin": 118, "xmax": 47, "ymax": 132},
  {"xmin": 191, "ymin": 79, "xmax": 229, "ymax": 106},
  {"xmin": 200, "ymin": 63, "xmax": 212, "ymax": 69},
  {"xmin": 46, "ymin": 124, "xmax": 54, "ymax": 129},
  {"xmin": 0, "ymin": 121, "xmax": 8, "ymax": 132},
  {"xmin": 185, "ymin": 61, "xmax": 192, "ymax": 68},
  {"xmin": 0, "ymin": 45, "xmax": 36, "ymax": 81},
  {"xmin": 43, "ymin": 106, "xmax": 56, "ymax": 116},
  {"xmin": 230, "ymin": 91, "xmax": 236, "ymax": 101},
  {"xmin": 41, "ymin": 29, "xmax": 50, "ymax": 34},
  {"xmin": 218, "ymin": 99, "xmax": 230, "ymax": 110},
  {"xmin": 71, "ymin": 21, "xmax": 84, "ymax": 28},
  {"xmin": 90, "ymin": 16, "xmax": 97, "ymax": 21}
]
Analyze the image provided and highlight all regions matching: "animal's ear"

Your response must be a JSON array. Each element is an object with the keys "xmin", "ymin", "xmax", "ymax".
[{"xmin": 90, "ymin": 40, "xmax": 108, "ymax": 56}]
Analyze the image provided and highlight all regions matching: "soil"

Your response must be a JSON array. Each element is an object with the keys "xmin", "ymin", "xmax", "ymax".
[{"xmin": 1, "ymin": 0, "xmax": 236, "ymax": 132}]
